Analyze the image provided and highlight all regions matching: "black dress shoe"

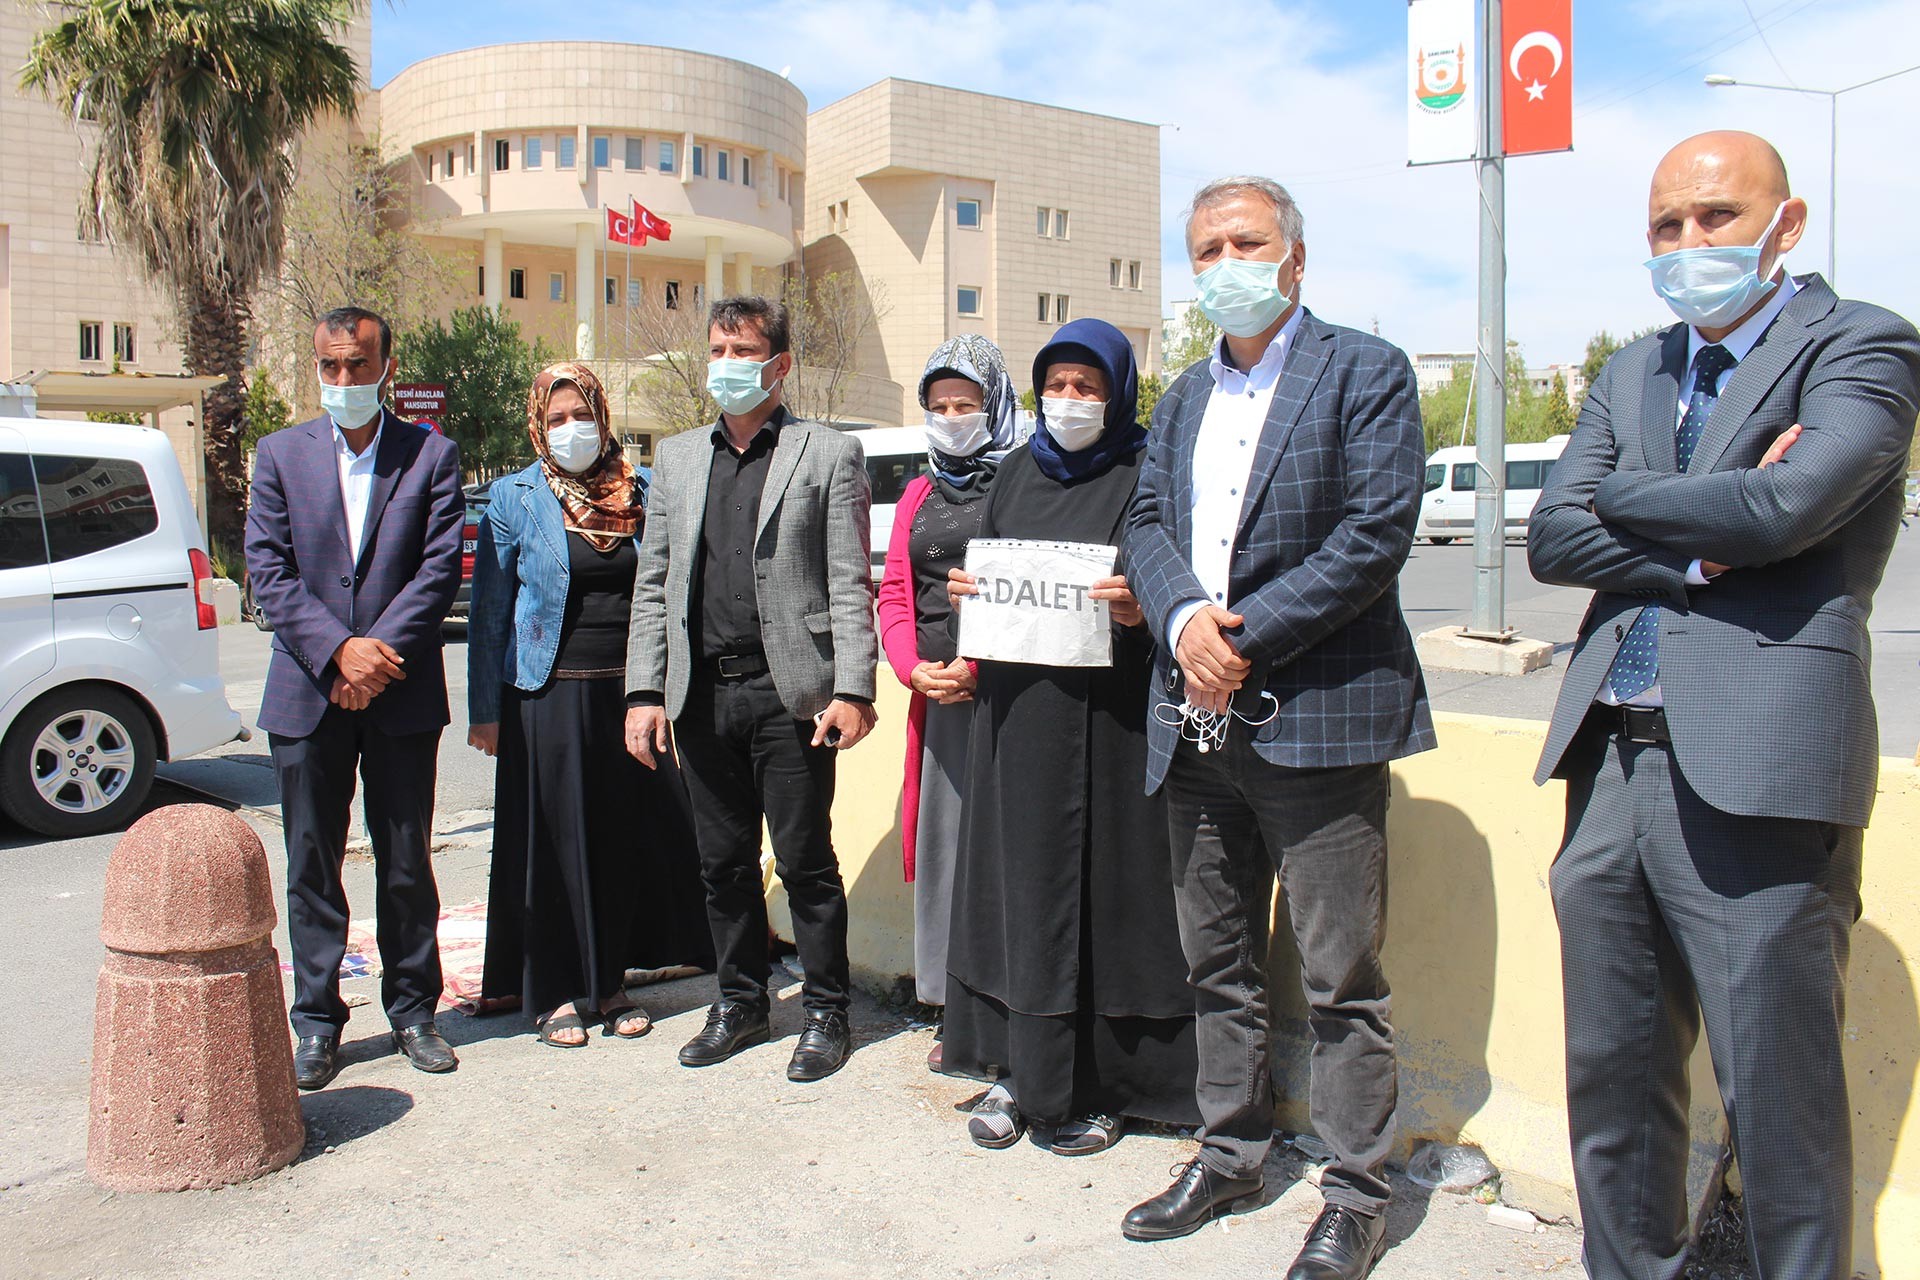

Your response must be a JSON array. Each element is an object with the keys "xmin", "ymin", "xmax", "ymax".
[
  {"xmin": 1122, "ymin": 1157, "xmax": 1265, "ymax": 1242},
  {"xmin": 678, "ymin": 1001, "xmax": 771, "ymax": 1067},
  {"xmin": 292, "ymin": 1035, "xmax": 340, "ymax": 1091},
  {"xmin": 1285, "ymin": 1204, "xmax": 1388, "ymax": 1280},
  {"xmin": 785, "ymin": 1010, "xmax": 851, "ymax": 1082},
  {"xmin": 392, "ymin": 1022, "xmax": 458, "ymax": 1073}
]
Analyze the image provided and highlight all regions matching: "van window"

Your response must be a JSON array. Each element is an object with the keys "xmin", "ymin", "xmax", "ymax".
[
  {"xmin": 33, "ymin": 455, "xmax": 158, "ymax": 562},
  {"xmin": 0, "ymin": 455, "xmax": 47, "ymax": 570},
  {"xmin": 1423, "ymin": 464, "xmax": 1445, "ymax": 494},
  {"xmin": 866, "ymin": 453, "xmax": 932, "ymax": 506},
  {"xmin": 1505, "ymin": 460, "xmax": 1542, "ymax": 490},
  {"xmin": 1450, "ymin": 463, "xmax": 1476, "ymax": 491}
]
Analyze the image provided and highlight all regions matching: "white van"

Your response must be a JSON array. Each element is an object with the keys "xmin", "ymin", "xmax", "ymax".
[
  {"xmin": 0, "ymin": 417, "xmax": 246, "ymax": 836},
  {"xmin": 1416, "ymin": 437, "xmax": 1570, "ymax": 544},
  {"xmin": 844, "ymin": 425, "xmax": 932, "ymax": 583}
]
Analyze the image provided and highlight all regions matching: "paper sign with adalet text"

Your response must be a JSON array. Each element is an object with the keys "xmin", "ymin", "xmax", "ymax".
[{"xmin": 957, "ymin": 538, "xmax": 1117, "ymax": 668}]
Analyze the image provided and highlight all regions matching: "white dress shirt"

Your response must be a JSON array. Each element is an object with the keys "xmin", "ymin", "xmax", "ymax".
[
  {"xmin": 1167, "ymin": 306, "xmax": 1307, "ymax": 649},
  {"xmin": 334, "ymin": 417, "xmax": 383, "ymax": 565},
  {"xmin": 1596, "ymin": 271, "xmax": 1796, "ymax": 707}
]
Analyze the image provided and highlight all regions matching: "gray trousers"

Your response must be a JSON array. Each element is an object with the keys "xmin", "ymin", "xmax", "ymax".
[
  {"xmin": 1164, "ymin": 737, "xmax": 1396, "ymax": 1214},
  {"xmin": 1551, "ymin": 719, "xmax": 1861, "ymax": 1280}
]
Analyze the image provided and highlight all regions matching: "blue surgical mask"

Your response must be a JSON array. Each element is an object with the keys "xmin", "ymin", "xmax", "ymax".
[
  {"xmin": 707, "ymin": 356, "xmax": 780, "ymax": 415},
  {"xmin": 1645, "ymin": 203, "xmax": 1786, "ymax": 330},
  {"xmin": 1193, "ymin": 255, "xmax": 1292, "ymax": 338},
  {"xmin": 318, "ymin": 376, "xmax": 384, "ymax": 430}
]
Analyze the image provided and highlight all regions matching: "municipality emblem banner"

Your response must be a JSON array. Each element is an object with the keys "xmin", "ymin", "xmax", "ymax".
[
  {"xmin": 957, "ymin": 538, "xmax": 1118, "ymax": 668},
  {"xmin": 1408, "ymin": 0, "xmax": 1477, "ymax": 164}
]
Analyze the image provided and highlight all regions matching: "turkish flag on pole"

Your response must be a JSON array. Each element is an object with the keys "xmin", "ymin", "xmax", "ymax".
[
  {"xmin": 1502, "ymin": 0, "xmax": 1572, "ymax": 156},
  {"xmin": 606, "ymin": 204, "xmax": 644, "ymax": 246},
  {"xmin": 634, "ymin": 202, "xmax": 672, "ymax": 243}
]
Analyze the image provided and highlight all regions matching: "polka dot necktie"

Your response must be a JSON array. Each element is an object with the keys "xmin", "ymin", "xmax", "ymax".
[{"xmin": 1606, "ymin": 342, "xmax": 1736, "ymax": 703}]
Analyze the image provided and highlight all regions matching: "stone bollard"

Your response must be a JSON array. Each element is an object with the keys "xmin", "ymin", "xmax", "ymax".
[{"xmin": 88, "ymin": 804, "xmax": 305, "ymax": 1191}]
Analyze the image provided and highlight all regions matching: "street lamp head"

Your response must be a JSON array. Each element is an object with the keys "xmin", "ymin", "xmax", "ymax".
[{"xmin": 1704, "ymin": 74, "xmax": 1737, "ymax": 86}]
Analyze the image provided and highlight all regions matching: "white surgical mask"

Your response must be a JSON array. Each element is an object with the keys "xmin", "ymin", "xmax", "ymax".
[
  {"xmin": 924, "ymin": 410, "xmax": 992, "ymax": 458},
  {"xmin": 707, "ymin": 356, "xmax": 780, "ymax": 415},
  {"xmin": 1041, "ymin": 397, "xmax": 1106, "ymax": 452},
  {"xmin": 546, "ymin": 420, "xmax": 603, "ymax": 474},
  {"xmin": 1645, "ymin": 203, "xmax": 1787, "ymax": 329},
  {"xmin": 1193, "ymin": 255, "xmax": 1293, "ymax": 338},
  {"xmin": 318, "ymin": 377, "xmax": 384, "ymax": 430}
]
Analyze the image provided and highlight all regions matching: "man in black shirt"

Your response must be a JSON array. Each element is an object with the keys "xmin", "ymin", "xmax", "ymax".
[{"xmin": 625, "ymin": 296, "xmax": 877, "ymax": 1082}]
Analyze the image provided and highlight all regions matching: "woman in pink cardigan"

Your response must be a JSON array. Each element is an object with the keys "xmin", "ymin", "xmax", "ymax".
[{"xmin": 877, "ymin": 336, "xmax": 1028, "ymax": 1071}]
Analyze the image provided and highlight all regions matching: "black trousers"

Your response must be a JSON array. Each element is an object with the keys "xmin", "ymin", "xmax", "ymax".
[
  {"xmin": 1163, "ymin": 737, "xmax": 1397, "ymax": 1215},
  {"xmin": 672, "ymin": 672, "xmax": 849, "ymax": 1014},
  {"xmin": 270, "ymin": 707, "xmax": 444, "ymax": 1037},
  {"xmin": 1552, "ymin": 717, "xmax": 1861, "ymax": 1280}
]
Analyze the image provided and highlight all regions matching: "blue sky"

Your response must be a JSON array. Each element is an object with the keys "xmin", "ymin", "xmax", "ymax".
[{"xmin": 370, "ymin": 0, "xmax": 1920, "ymax": 366}]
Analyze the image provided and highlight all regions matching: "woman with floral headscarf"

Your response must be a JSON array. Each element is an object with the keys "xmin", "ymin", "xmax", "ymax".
[
  {"xmin": 468, "ymin": 363, "xmax": 711, "ymax": 1047},
  {"xmin": 877, "ymin": 335, "xmax": 1030, "ymax": 1071}
]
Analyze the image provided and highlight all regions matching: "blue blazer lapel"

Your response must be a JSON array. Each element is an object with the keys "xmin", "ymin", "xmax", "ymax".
[
  {"xmin": 1639, "ymin": 328, "xmax": 1686, "ymax": 473},
  {"xmin": 1234, "ymin": 310, "xmax": 1331, "ymax": 546},
  {"xmin": 1687, "ymin": 278, "xmax": 1826, "ymax": 475},
  {"xmin": 1167, "ymin": 366, "xmax": 1211, "ymax": 562},
  {"xmin": 356, "ymin": 409, "xmax": 417, "ymax": 571},
  {"xmin": 301, "ymin": 417, "xmax": 354, "ymax": 561},
  {"xmin": 521, "ymin": 469, "xmax": 568, "ymax": 569}
]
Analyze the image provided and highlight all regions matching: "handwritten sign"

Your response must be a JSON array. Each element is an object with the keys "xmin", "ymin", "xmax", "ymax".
[{"xmin": 957, "ymin": 538, "xmax": 1117, "ymax": 668}]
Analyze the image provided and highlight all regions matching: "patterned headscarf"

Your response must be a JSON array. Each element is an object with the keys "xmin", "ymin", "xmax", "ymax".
[
  {"xmin": 525, "ymin": 362, "xmax": 643, "ymax": 551},
  {"xmin": 917, "ymin": 334, "xmax": 1029, "ymax": 494}
]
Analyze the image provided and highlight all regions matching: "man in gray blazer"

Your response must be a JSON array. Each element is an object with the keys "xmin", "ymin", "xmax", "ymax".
[
  {"xmin": 625, "ymin": 296, "xmax": 877, "ymax": 1083},
  {"xmin": 1530, "ymin": 130, "xmax": 1920, "ymax": 1280}
]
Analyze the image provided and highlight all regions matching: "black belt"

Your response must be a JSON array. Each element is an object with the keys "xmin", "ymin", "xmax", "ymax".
[
  {"xmin": 1598, "ymin": 704, "xmax": 1670, "ymax": 745},
  {"xmin": 707, "ymin": 651, "xmax": 769, "ymax": 679}
]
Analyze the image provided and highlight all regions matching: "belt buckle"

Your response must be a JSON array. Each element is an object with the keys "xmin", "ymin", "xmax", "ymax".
[
  {"xmin": 716, "ymin": 653, "xmax": 756, "ymax": 678},
  {"xmin": 1620, "ymin": 706, "xmax": 1664, "ymax": 744}
]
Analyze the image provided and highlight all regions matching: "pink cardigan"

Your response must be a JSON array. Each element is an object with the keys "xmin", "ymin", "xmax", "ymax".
[{"xmin": 877, "ymin": 475, "xmax": 933, "ymax": 880}]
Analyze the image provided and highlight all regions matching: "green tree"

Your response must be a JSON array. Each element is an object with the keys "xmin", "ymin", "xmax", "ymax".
[
  {"xmin": 23, "ymin": 0, "xmax": 363, "ymax": 553},
  {"xmin": 1543, "ymin": 372, "xmax": 1577, "ymax": 438},
  {"xmin": 399, "ymin": 307, "xmax": 557, "ymax": 481},
  {"xmin": 1162, "ymin": 307, "xmax": 1221, "ymax": 374},
  {"xmin": 240, "ymin": 369, "xmax": 292, "ymax": 452},
  {"xmin": 1417, "ymin": 345, "xmax": 1562, "ymax": 453},
  {"xmin": 1136, "ymin": 372, "xmax": 1166, "ymax": 427},
  {"xmin": 1018, "ymin": 388, "xmax": 1037, "ymax": 414}
]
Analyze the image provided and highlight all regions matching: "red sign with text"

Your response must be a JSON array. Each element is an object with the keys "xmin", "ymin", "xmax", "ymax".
[
  {"xmin": 1502, "ymin": 0, "xmax": 1573, "ymax": 156},
  {"xmin": 393, "ymin": 383, "xmax": 446, "ymax": 417}
]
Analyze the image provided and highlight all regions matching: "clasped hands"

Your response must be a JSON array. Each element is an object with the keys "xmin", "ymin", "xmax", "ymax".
[
  {"xmin": 946, "ymin": 568, "xmax": 1144, "ymax": 628},
  {"xmin": 329, "ymin": 636, "xmax": 405, "ymax": 713}
]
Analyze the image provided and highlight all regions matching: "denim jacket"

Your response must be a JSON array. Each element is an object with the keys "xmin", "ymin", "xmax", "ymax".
[{"xmin": 466, "ymin": 461, "xmax": 648, "ymax": 724}]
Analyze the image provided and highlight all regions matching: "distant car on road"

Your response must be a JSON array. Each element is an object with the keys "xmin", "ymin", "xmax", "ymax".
[{"xmin": 0, "ymin": 417, "xmax": 246, "ymax": 837}]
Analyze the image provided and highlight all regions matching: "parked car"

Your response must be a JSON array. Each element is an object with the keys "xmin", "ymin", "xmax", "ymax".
[
  {"xmin": 1416, "ymin": 437, "xmax": 1571, "ymax": 545},
  {"xmin": 0, "ymin": 417, "xmax": 247, "ymax": 837},
  {"xmin": 843, "ymin": 425, "xmax": 932, "ymax": 584}
]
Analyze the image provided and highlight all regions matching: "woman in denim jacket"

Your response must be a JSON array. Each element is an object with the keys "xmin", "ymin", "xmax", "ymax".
[{"xmin": 467, "ymin": 363, "xmax": 710, "ymax": 1046}]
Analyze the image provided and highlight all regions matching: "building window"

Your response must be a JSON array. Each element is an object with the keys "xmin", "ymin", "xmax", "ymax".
[
  {"xmin": 1110, "ymin": 258, "xmax": 1122, "ymax": 287},
  {"xmin": 524, "ymin": 135, "xmax": 542, "ymax": 169},
  {"xmin": 625, "ymin": 136, "xmax": 644, "ymax": 170},
  {"xmin": 957, "ymin": 286, "xmax": 982, "ymax": 317},
  {"xmin": 1037, "ymin": 293, "xmax": 1051, "ymax": 323},
  {"xmin": 1037, "ymin": 207, "xmax": 1050, "ymax": 236},
  {"xmin": 957, "ymin": 198, "xmax": 981, "ymax": 228},
  {"xmin": 477, "ymin": 266, "xmax": 485, "ymax": 296},
  {"xmin": 79, "ymin": 321, "xmax": 103, "ymax": 362},
  {"xmin": 1054, "ymin": 209, "xmax": 1070, "ymax": 239},
  {"xmin": 508, "ymin": 268, "xmax": 526, "ymax": 300},
  {"xmin": 665, "ymin": 280, "xmax": 681, "ymax": 310},
  {"xmin": 1128, "ymin": 260, "xmax": 1142, "ymax": 289},
  {"xmin": 604, "ymin": 276, "xmax": 617, "ymax": 305},
  {"xmin": 426, "ymin": 152, "xmax": 436, "ymax": 181},
  {"xmin": 658, "ymin": 139, "xmax": 676, "ymax": 173},
  {"xmin": 693, "ymin": 283, "xmax": 706, "ymax": 309},
  {"xmin": 592, "ymin": 135, "xmax": 610, "ymax": 169},
  {"xmin": 716, "ymin": 150, "xmax": 730, "ymax": 182},
  {"xmin": 691, "ymin": 145, "xmax": 705, "ymax": 178},
  {"xmin": 779, "ymin": 168, "xmax": 789, "ymax": 201},
  {"xmin": 112, "ymin": 323, "xmax": 136, "ymax": 363},
  {"xmin": 627, "ymin": 278, "xmax": 642, "ymax": 308},
  {"xmin": 557, "ymin": 135, "xmax": 576, "ymax": 169},
  {"xmin": 446, "ymin": 147, "xmax": 456, "ymax": 178},
  {"xmin": 549, "ymin": 272, "xmax": 565, "ymax": 303},
  {"xmin": 1055, "ymin": 294, "xmax": 1070, "ymax": 322},
  {"xmin": 493, "ymin": 139, "xmax": 509, "ymax": 172},
  {"xmin": 838, "ymin": 200, "xmax": 850, "ymax": 229},
  {"xmin": 741, "ymin": 155, "xmax": 752, "ymax": 187},
  {"xmin": 468, "ymin": 142, "xmax": 477, "ymax": 174}
]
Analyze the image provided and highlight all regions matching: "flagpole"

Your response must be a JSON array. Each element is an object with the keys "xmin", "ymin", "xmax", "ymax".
[{"xmin": 1468, "ymin": 0, "xmax": 1509, "ymax": 639}]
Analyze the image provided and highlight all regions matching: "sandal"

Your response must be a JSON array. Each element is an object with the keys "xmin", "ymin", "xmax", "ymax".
[
  {"xmin": 600, "ymin": 1002, "xmax": 652, "ymax": 1039},
  {"xmin": 534, "ymin": 1009, "xmax": 591, "ymax": 1048}
]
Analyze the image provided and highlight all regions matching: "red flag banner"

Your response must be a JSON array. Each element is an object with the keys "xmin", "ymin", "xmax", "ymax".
[
  {"xmin": 634, "ymin": 203, "xmax": 673, "ymax": 243},
  {"xmin": 1502, "ymin": 0, "xmax": 1572, "ymax": 157},
  {"xmin": 607, "ymin": 201, "xmax": 674, "ymax": 246}
]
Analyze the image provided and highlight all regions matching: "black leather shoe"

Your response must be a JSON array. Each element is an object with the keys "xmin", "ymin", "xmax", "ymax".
[
  {"xmin": 678, "ymin": 1001, "xmax": 771, "ymax": 1067},
  {"xmin": 1285, "ymin": 1204, "xmax": 1388, "ymax": 1279},
  {"xmin": 1122, "ymin": 1158, "xmax": 1265, "ymax": 1242},
  {"xmin": 785, "ymin": 1010, "xmax": 851, "ymax": 1082},
  {"xmin": 292, "ymin": 1035, "xmax": 340, "ymax": 1091},
  {"xmin": 391, "ymin": 1022, "xmax": 458, "ymax": 1073}
]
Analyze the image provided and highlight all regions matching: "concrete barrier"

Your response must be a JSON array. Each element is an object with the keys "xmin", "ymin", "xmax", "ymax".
[{"xmin": 774, "ymin": 681, "xmax": 1920, "ymax": 1276}]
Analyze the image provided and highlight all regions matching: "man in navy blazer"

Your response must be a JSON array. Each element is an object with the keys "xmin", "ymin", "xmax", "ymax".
[
  {"xmin": 244, "ymin": 306, "xmax": 466, "ymax": 1089},
  {"xmin": 1122, "ymin": 178, "xmax": 1433, "ymax": 1280}
]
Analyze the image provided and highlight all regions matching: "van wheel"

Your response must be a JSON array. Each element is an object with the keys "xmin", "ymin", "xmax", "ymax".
[
  {"xmin": 243, "ymin": 581, "xmax": 272, "ymax": 632},
  {"xmin": 0, "ymin": 687, "xmax": 157, "ymax": 838},
  {"xmin": 1428, "ymin": 537, "xmax": 1456, "ymax": 545}
]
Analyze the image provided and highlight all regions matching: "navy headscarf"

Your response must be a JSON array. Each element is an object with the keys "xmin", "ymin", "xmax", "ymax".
[{"xmin": 1027, "ymin": 318, "xmax": 1146, "ymax": 485}]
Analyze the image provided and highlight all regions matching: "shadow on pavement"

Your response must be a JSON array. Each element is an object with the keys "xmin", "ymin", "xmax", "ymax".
[{"xmin": 297, "ymin": 1084, "xmax": 414, "ymax": 1155}]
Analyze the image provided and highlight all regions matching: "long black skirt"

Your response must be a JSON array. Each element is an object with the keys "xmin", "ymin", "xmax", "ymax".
[{"xmin": 481, "ymin": 675, "xmax": 712, "ymax": 1014}]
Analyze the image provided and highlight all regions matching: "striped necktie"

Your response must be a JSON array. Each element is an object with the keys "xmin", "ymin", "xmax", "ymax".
[{"xmin": 1605, "ymin": 342, "xmax": 1736, "ymax": 703}]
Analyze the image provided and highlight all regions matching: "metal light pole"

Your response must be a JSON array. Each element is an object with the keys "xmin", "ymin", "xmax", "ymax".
[
  {"xmin": 1469, "ymin": 0, "xmax": 1509, "ymax": 639},
  {"xmin": 1705, "ymin": 64, "xmax": 1920, "ymax": 290}
]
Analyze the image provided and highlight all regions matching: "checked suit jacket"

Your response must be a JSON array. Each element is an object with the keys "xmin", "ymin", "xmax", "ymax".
[
  {"xmin": 244, "ymin": 408, "xmax": 466, "ymax": 740},
  {"xmin": 1529, "ymin": 274, "xmax": 1920, "ymax": 828},
  {"xmin": 1126, "ymin": 308, "xmax": 1436, "ymax": 793}
]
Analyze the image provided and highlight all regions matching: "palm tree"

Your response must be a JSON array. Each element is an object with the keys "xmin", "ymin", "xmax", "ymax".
[{"xmin": 22, "ymin": 0, "xmax": 362, "ymax": 551}]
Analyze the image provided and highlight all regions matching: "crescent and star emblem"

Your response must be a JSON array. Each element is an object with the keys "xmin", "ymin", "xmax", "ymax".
[{"xmin": 1508, "ymin": 30, "xmax": 1563, "ymax": 102}]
